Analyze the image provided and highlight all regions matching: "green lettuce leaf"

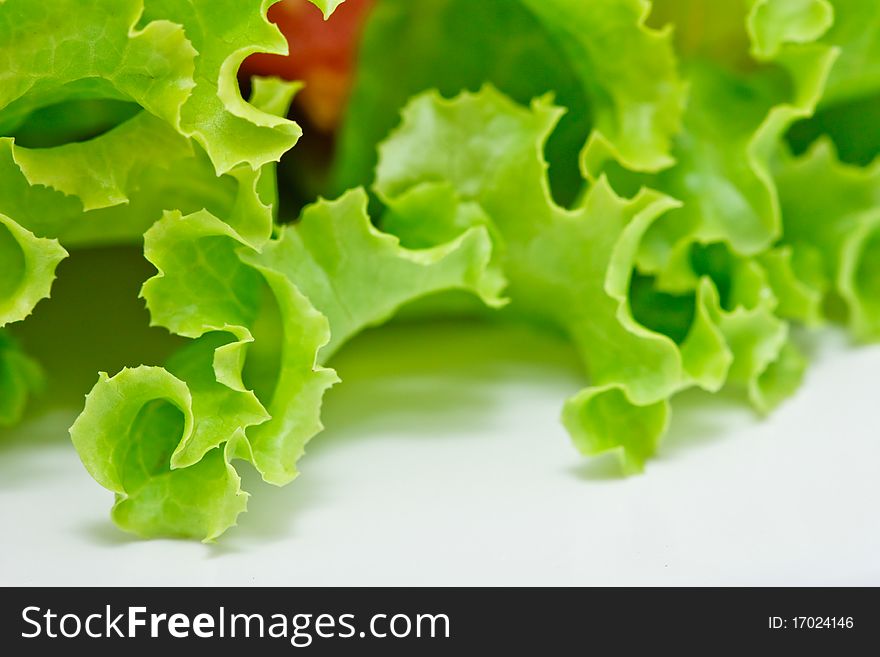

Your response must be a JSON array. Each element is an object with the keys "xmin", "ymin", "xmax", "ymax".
[
  {"xmin": 0, "ymin": 0, "xmax": 306, "ymax": 175},
  {"xmin": 0, "ymin": 0, "xmax": 302, "ymax": 362},
  {"xmin": 375, "ymin": 85, "xmax": 815, "ymax": 470},
  {"xmin": 65, "ymin": 77, "xmax": 299, "ymax": 539},
  {"xmin": 71, "ymin": 183, "xmax": 502, "ymax": 538},
  {"xmin": 10, "ymin": 0, "xmax": 880, "ymax": 540},
  {"xmin": 786, "ymin": 2, "xmax": 880, "ymax": 162},
  {"xmin": 377, "ymin": 87, "xmax": 700, "ymax": 471},
  {"xmin": 69, "ymin": 366, "xmax": 248, "ymax": 540},
  {"xmin": 774, "ymin": 1, "xmax": 880, "ymax": 339},
  {"xmin": 2, "ymin": 77, "xmax": 294, "ymax": 251},
  {"xmin": 776, "ymin": 139, "xmax": 880, "ymax": 339},
  {"xmin": 364, "ymin": 0, "xmax": 848, "ymax": 470},
  {"xmin": 335, "ymin": 0, "xmax": 685, "ymax": 204},
  {"xmin": 630, "ymin": 0, "xmax": 837, "ymax": 270},
  {"xmin": 0, "ymin": 213, "xmax": 67, "ymax": 328},
  {"xmin": 70, "ymin": 207, "xmax": 280, "ymax": 539},
  {"xmin": 0, "ymin": 0, "xmax": 196, "ymax": 137},
  {"xmin": 603, "ymin": 0, "xmax": 836, "ymax": 420},
  {"xmin": 139, "ymin": 0, "xmax": 301, "ymax": 173}
]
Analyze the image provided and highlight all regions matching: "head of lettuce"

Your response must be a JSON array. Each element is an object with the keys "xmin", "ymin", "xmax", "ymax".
[{"xmin": 1, "ymin": 0, "xmax": 878, "ymax": 540}]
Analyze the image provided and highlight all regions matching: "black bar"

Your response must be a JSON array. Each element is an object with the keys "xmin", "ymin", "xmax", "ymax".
[{"xmin": 0, "ymin": 588, "xmax": 875, "ymax": 654}]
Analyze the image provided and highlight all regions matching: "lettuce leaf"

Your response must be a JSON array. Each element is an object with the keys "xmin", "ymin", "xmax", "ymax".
[
  {"xmin": 71, "ymin": 182, "xmax": 502, "ymax": 538},
  {"xmin": 610, "ymin": 0, "xmax": 836, "ymax": 415},
  {"xmin": 0, "ymin": 213, "xmax": 67, "ymax": 328},
  {"xmin": 70, "ymin": 366, "xmax": 249, "ymax": 540},
  {"xmin": 334, "ymin": 0, "xmax": 685, "ymax": 204},
  {"xmin": 139, "ymin": 0, "xmax": 301, "ymax": 173},
  {"xmin": 0, "ymin": 1, "xmax": 300, "ymax": 247},
  {"xmin": 0, "ymin": 0, "xmax": 196, "ymax": 138},
  {"xmin": 787, "ymin": 0, "xmax": 880, "ymax": 169},
  {"xmin": 374, "ymin": 82, "xmax": 816, "ymax": 470},
  {"xmin": 777, "ymin": 0, "xmax": 880, "ymax": 339},
  {"xmin": 366, "ymin": 1, "xmax": 853, "ymax": 469},
  {"xmin": 630, "ymin": 0, "xmax": 836, "ymax": 268},
  {"xmin": 777, "ymin": 139, "xmax": 880, "ymax": 339},
  {"xmin": 376, "ymin": 87, "xmax": 697, "ymax": 470}
]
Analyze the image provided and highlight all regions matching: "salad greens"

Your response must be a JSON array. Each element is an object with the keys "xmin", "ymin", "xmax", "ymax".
[{"xmin": 1, "ymin": 0, "xmax": 878, "ymax": 539}]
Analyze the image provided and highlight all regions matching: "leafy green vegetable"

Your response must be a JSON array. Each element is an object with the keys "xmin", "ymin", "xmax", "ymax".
[
  {"xmin": 0, "ymin": 0, "xmax": 313, "ymax": 537},
  {"xmin": 2, "ymin": 0, "xmax": 879, "ymax": 539},
  {"xmin": 139, "ymin": 0, "xmax": 301, "ymax": 173},
  {"xmin": 630, "ymin": 0, "xmax": 836, "ymax": 268},
  {"xmin": 70, "ymin": 366, "xmax": 249, "ymax": 540},
  {"xmin": 334, "ymin": 0, "xmax": 685, "ymax": 204},
  {"xmin": 362, "ymin": 0, "xmax": 864, "ymax": 469},
  {"xmin": 776, "ymin": 139, "xmax": 880, "ymax": 339},
  {"xmin": 70, "ymin": 176, "xmax": 500, "ymax": 538},
  {"xmin": 376, "ymin": 87, "xmax": 719, "ymax": 469},
  {"xmin": 0, "ymin": 213, "xmax": 67, "ymax": 327}
]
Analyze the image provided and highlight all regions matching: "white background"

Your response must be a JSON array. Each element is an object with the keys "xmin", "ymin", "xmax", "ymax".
[{"xmin": 1, "ymin": 321, "xmax": 878, "ymax": 586}]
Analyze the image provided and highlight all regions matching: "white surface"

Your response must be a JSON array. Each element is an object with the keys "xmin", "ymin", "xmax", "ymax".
[{"xmin": 1, "ymin": 322, "xmax": 878, "ymax": 586}]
